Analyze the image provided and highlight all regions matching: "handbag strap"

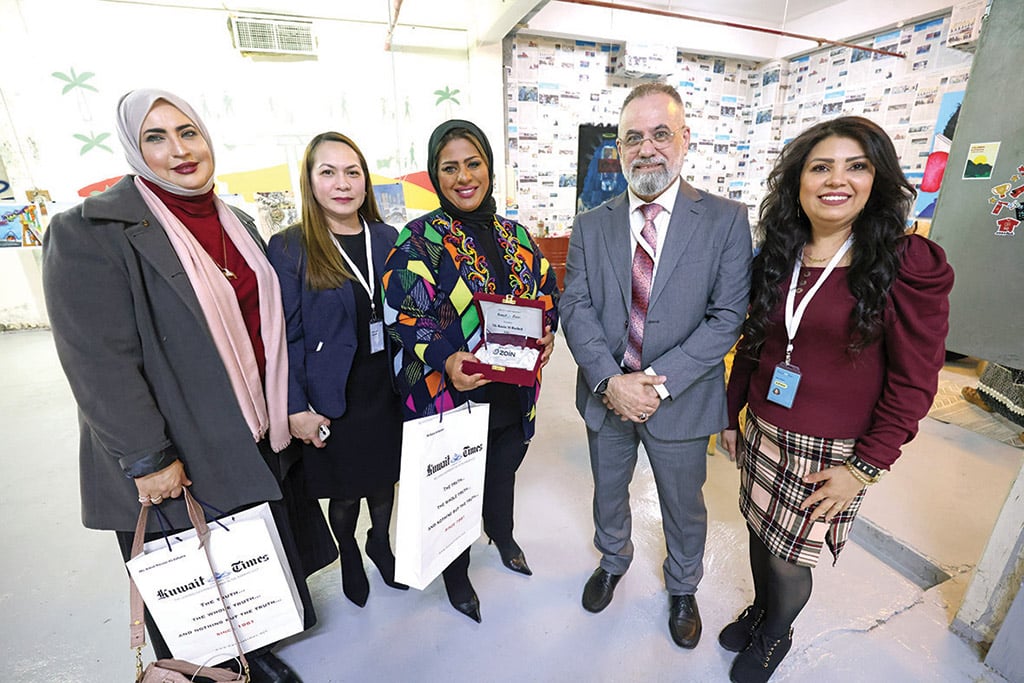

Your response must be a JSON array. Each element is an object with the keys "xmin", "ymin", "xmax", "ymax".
[{"xmin": 130, "ymin": 488, "xmax": 250, "ymax": 681}]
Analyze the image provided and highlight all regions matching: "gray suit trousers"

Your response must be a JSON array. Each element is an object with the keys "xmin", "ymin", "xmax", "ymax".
[{"xmin": 587, "ymin": 418, "xmax": 708, "ymax": 595}]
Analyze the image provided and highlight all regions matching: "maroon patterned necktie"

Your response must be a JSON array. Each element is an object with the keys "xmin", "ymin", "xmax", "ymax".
[{"xmin": 623, "ymin": 203, "xmax": 662, "ymax": 372}]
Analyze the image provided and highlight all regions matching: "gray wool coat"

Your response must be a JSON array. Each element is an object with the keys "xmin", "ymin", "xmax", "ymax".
[{"xmin": 43, "ymin": 176, "xmax": 284, "ymax": 532}]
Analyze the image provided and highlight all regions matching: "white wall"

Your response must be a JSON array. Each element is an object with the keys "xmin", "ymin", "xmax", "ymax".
[{"xmin": 0, "ymin": 0, "xmax": 506, "ymax": 207}]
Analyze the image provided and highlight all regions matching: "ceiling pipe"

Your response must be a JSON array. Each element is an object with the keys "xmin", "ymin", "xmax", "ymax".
[
  {"xmin": 556, "ymin": 0, "xmax": 907, "ymax": 58},
  {"xmin": 384, "ymin": 0, "xmax": 405, "ymax": 51}
]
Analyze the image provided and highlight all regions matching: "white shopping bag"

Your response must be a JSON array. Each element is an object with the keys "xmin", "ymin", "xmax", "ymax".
[
  {"xmin": 394, "ymin": 401, "xmax": 489, "ymax": 590},
  {"xmin": 127, "ymin": 502, "xmax": 304, "ymax": 664}
]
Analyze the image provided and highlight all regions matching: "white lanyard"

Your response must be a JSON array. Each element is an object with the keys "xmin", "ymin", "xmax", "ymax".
[
  {"xmin": 332, "ymin": 218, "xmax": 378, "ymax": 319},
  {"xmin": 783, "ymin": 235, "xmax": 853, "ymax": 364}
]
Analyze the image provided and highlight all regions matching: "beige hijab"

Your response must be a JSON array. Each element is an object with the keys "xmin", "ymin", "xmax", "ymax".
[{"xmin": 117, "ymin": 88, "xmax": 290, "ymax": 452}]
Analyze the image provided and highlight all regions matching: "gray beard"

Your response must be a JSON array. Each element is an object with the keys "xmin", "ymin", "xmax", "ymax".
[{"xmin": 624, "ymin": 156, "xmax": 678, "ymax": 197}]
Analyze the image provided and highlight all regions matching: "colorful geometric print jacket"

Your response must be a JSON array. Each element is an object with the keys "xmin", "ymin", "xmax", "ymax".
[{"xmin": 382, "ymin": 208, "xmax": 560, "ymax": 440}]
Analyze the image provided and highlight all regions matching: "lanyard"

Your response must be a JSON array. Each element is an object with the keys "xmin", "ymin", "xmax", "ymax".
[
  {"xmin": 783, "ymin": 235, "xmax": 853, "ymax": 364},
  {"xmin": 332, "ymin": 218, "xmax": 378, "ymax": 320}
]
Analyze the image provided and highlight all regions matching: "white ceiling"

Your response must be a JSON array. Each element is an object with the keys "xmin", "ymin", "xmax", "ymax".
[{"xmin": 114, "ymin": 0, "xmax": 849, "ymax": 35}]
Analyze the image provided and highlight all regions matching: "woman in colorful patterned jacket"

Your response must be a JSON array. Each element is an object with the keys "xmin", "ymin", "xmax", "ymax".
[{"xmin": 382, "ymin": 119, "xmax": 559, "ymax": 623}]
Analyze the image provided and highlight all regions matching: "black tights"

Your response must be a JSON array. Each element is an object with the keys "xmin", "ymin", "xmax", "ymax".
[
  {"xmin": 748, "ymin": 526, "xmax": 812, "ymax": 637},
  {"xmin": 327, "ymin": 484, "xmax": 396, "ymax": 547}
]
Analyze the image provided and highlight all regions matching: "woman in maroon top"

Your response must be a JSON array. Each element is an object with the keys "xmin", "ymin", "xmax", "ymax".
[{"xmin": 718, "ymin": 117, "xmax": 953, "ymax": 683}]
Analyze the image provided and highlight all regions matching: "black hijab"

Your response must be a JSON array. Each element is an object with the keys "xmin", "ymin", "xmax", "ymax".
[{"xmin": 427, "ymin": 119, "xmax": 498, "ymax": 226}]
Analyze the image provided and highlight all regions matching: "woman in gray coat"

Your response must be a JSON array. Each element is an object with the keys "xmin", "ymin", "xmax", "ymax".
[{"xmin": 42, "ymin": 89, "xmax": 333, "ymax": 683}]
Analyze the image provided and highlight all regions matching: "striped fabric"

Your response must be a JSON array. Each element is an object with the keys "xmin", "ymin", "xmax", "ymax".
[{"xmin": 739, "ymin": 410, "xmax": 866, "ymax": 567}]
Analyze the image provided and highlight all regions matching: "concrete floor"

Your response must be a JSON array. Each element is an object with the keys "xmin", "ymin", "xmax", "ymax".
[{"xmin": 1, "ymin": 328, "xmax": 1020, "ymax": 682}]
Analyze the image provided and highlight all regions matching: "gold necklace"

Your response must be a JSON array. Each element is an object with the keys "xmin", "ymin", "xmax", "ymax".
[
  {"xmin": 217, "ymin": 227, "xmax": 237, "ymax": 280},
  {"xmin": 802, "ymin": 252, "xmax": 832, "ymax": 264}
]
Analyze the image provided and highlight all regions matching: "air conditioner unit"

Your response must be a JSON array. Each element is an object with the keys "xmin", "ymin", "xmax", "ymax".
[{"xmin": 230, "ymin": 15, "xmax": 316, "ymax": 56}]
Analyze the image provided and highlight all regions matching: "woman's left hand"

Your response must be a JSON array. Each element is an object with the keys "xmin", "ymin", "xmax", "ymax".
[
  {"xmin": 799, "ymin": 464, "xmax": 864, "ymax": 523},
  {"xmin": 539, "ymin": 326, "xmax": 555, "ymax": 369}
]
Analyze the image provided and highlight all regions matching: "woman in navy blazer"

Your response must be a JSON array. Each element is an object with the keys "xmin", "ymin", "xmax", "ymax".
[{"xmin": 268, "ymin": 132, "xmax": 406, "ymax": 607}]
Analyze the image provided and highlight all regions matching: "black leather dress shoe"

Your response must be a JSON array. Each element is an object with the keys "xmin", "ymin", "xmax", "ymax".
[
  {"xmin": 668, "ymin": 594, "xmax": 702, "ymax": 649},
  {"xmin": 246, "ymin": 652, "xmax": 302, "ymax": 683},
  {"xmin": 582, "ymin": 567, "xmax": 623, "ymax": 613}
]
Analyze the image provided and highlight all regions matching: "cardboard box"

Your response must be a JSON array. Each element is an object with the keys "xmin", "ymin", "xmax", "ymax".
[{"xmin": 463, "ymin": 292, "xmax": 545, "ymax": 387}]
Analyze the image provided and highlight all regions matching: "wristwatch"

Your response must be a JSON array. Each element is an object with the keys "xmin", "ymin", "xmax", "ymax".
[
  {"xmin": 595, "ymin": 376, "xmax": 612, "ymax": 396},
  {"xmin": 845, "ymin": 455, "xmax": 884, "ymax": 484}
]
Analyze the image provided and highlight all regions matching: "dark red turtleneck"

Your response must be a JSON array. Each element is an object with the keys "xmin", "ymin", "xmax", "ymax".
[{"xmin": 143, "ymin": 179, "xmax": 266, "ymax": 379}]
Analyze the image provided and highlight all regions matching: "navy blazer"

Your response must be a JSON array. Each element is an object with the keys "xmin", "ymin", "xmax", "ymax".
[{"xmin": 268, "ymin": 221, "xmax": 399, "ymax": 418}]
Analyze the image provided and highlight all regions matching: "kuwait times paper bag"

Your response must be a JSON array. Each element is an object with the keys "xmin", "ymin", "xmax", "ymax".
[
  {"xmin": 126, "ymin": 503, "xmax": 303, "ymax": 664},
  {"xmin": 394, "ymin": 401, "xmax": 489, "ymax": 590}
]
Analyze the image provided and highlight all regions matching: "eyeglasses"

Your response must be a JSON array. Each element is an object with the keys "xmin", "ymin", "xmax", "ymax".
[{"xmin": 618, "ymin": 126, "xmax": 688, "ymax": 150}]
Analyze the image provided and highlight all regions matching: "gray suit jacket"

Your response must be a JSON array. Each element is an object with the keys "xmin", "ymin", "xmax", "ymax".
[
  {"xmin": 42, "ymin": 176, "xmax": 282, "ymax": 532},
  {"xmin": 561, "ymin": 180, "xmax": 752, "ymax": 440}
]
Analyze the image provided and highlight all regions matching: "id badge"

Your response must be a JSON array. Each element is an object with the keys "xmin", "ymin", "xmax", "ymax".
[
  {"xmin": 369, "ymin": 320, "xmax": 385, "ymax": 354},
  {"xmin": 766, "ymin": 362, "xmax": 801, "ymax": 408}
]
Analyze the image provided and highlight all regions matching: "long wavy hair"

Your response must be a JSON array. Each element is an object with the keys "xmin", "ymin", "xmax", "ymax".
[
  {"xmin": 741, "ymin": 116, "xmax": 916, "ymax": 357},
  {"xmin": 296, "ymin": 132, "xmax": 383, "ymax": 291}
]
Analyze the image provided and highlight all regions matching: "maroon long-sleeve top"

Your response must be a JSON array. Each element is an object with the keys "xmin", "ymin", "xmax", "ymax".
[{"xmin": 727, "ymin": 234, "xmax": 953, "ymax": 469}]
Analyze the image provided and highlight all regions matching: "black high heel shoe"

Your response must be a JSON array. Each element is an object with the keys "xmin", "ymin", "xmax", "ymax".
[
  {"xmin": 443, "ymin": 576, "xmax": 481, "ymax": 623},
  {"xmin": 489, "ymin": 537, "xmax": 532, "ymax": 576},
  {"xmin": 365, "ymin": 529, "xmax": 409, "ymax": 590}
]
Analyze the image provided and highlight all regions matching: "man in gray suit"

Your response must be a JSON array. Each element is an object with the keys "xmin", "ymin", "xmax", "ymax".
[{"xmin": 561, "ymin": 83, "xmax": 752, "ymax": 648}]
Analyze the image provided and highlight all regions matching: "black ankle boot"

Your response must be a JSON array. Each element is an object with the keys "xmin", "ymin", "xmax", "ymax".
[
  {"xmin": 338, "ymin": 542, "xmax": 369, "ymax": 607},
  {"xmin": 729, "ymin": 628, "xmax": 793, "ymax": 683},
  {"xmin": 719, "ymin": 605, "xmax": 766, "ymax": 652},
  {"xmin": 365, "ymin": 528, "xmax": 408, "ymax": 590}
]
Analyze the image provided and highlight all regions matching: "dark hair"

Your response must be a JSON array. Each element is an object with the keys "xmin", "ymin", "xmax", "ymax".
[
  {"xmin": 296, "ymin": 132, "xmax": 382, "ymax": 291},
  {"xmin": 742, "ymin": 116, "xmax": 915, "ymax": 356}
]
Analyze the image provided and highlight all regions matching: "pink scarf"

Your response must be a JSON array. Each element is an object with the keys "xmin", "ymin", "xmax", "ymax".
[{"xmin": 135, "ymin": 177, "xmax": 290, "ymax": 452}]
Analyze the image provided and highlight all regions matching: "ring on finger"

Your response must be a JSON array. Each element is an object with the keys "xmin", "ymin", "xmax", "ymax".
[
  {"xmin": 639, "ymin": 411, "xmax": 649, "ymax": 420},
  {"xmin": 138, "ymin": 496, "xmax": 151, "ymax": 504}
]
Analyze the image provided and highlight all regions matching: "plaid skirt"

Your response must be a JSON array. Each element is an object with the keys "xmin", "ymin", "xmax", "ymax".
[{"xmin": 739, "ymin": 410, "xmax": 867, "ymax": 567}]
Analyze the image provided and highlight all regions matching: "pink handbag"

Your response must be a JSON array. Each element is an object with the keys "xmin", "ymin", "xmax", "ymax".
[{"xmin": 130, "ymin": 489, "xmax": 249, "ymax": 682}]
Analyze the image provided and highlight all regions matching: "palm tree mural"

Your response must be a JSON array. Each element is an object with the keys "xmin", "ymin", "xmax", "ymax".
[
  {"xmin": 434, "ymin": 86, "xmax": 461, "ymax": 117},
  {"xmin": 52, "ymin": 68, "xmax": 98, "ymax": 94},
  {"xmin": 73, "ymin": 132, "xmax": 112, "ymax": 155}
]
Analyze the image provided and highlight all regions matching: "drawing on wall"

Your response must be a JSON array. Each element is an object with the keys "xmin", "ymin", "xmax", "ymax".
[
  {"xmin": 914, "ymin": 94, "xmax": 963, "ymax": 219},
  {"xmin": 374, "ymin": 182, "xmax": 407, "ymax": 226},
  {"xmin": 52, "ymin": 67, "xmax": 98, "ymax": 94},
  {"xmin": 576, "ymin": 124, "xmax": 626, "ymax": 212},
  {"xmin": 0, "ymin": 205, "xmax": 43, "ymax": 248},
  {"xmin": 254, "ymin": 191, "xmax": 298, "ymax": 236},
  {"xmin": 963, "ymin": 142, "xmax": 1000, "ymax": 180},
  {"xmin": 73, "ymin": 132, "xmax": 112, "ymax": 155},
  {"xmin": 988, "ymin": 163, "xmax": 1024, "ymax": 237},
  {"xmin": 434, "ymin": 86, "xmax": 461, "ymax": 118}
]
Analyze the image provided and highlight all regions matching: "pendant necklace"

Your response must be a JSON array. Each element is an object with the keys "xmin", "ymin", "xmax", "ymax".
[{"xmin": 217, "ymin": 226, "xmax": 237, "ymax": 280}]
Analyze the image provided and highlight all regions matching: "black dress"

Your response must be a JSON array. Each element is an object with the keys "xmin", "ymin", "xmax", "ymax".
[{"xmin": 302, "ymin": 231, "xmax": 403, "ymax": 500}]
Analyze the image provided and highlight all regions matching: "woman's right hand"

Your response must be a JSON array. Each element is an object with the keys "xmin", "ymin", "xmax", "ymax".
[
  {"xmin": 134, "ymin": 459, "xmax": 191, "ymax": 505},
  {"xmin": 289, "ymin": 411, "xmax": 331, "ymax": 448},
  {"xmin": 720, "ymin": 429, "xmax": 741, "ymax": 468},
  {"xmin": 445, "ymin": 351, "xmax": 490, "ymax": 392}
]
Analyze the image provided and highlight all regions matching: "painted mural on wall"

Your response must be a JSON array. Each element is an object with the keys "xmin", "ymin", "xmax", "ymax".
[{"xmin": 52, "ymin": 67, "xmax": 113, "ymax": 156}]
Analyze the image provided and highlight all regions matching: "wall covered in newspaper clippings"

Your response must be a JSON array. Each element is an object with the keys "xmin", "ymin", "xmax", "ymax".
[{"xmin": 505, "ymin": 14, "xmax": 973, "ymax": 236}]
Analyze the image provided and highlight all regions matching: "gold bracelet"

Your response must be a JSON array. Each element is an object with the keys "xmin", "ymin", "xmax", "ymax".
[{"xmin": 844, "ymin": 461, "xmax": 874, "ymax": 486}]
